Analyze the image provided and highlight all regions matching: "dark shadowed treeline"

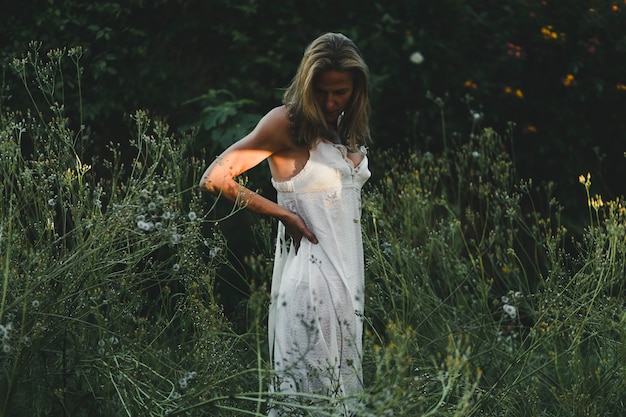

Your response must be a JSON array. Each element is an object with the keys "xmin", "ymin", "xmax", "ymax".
[{"xmin": 2, "ymin": 0, "xmax": 625, "ymax": 222}]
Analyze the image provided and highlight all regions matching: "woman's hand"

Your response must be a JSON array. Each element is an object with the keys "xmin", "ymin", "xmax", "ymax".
[{"xmin": 282, "ymin": 211, "xmax": 318, "ymax": 254}]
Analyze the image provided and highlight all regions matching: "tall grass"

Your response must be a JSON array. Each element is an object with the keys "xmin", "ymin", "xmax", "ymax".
[
  {"xmin": 358, "ymin": 107, "xmax": 626, "ymax": 415},
  {"xmin": 0, "ymin": 45, "xmax": 253, "ymax": 417},
  {"xmin": 2, "ymin": 45, "xmax": 625, "ymax": 416}
]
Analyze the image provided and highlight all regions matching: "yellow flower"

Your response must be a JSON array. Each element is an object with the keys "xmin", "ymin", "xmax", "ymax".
[
  {"xmin": 515, "ymin": 88, "xmax": 524, "ymax": 99},
  {"xmin": 562, "ymin": 74, "xmax": 576, "ymax": 87}
]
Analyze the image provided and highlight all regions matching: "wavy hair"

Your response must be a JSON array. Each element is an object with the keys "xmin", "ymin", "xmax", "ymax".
[{"xmin": 283, "ymin": 33, "xmax": 371, "ymax": 150}]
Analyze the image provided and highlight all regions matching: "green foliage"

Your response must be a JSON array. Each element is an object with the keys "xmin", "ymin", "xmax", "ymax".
[
  {"xmin": 182, "ymin": 89, "xmax": 261, "ymax": 151},
  {"xmin": 0, "ymin": 49, "xmax": 252, "ymax": 417},
  {"xmin": 357, "ymin": 101, "xmax": 626, "ymax": 416}
]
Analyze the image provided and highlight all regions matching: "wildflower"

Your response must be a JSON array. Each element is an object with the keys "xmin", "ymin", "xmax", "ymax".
[
  {"xmin": 472, "ymin": 112, "xmax": 481, "ymax": 120},
  {"xmin": 409, "ymin": 51, "xmax": 424, "ymax": 65},
  {"xmin": 209, "ymin": 246, "xmax": 222, "ymax": 258},
  {"xmin": 48, "ymin": 198, "xmax": 56, "ymax": 206},
  {"xmin": 163, "ymin": 211, "xmax": 173, "ymax": 220},
  {"xmin": 501, "ymin": 295, "xmax": 510, "ymax": 304},
  {"xmin": 141, "ymin": 189, "xmax": 149, "ymax": 198},
  {"xmin": 20, "ymin": 336, "xmax": 31, "ymax": 347},
  {"xmin": 464, "ymin": 80, "xmax": 478, "ymax": 89},
  {"xmin": 172, "ymin": 263, "xmax": 180, "ymax": 272},
  {"xmin": 617, "ymin": 83, "xmax": 626, "ymax": 91},
  {"xmin": 148, "ymin": 202, "xmax": 157, "ymax": 211},
  {"xmin": 472, "ymin": 151, "xmax": 480, "ymax": 158},
  {"xmin": 136, "ymin": 218, "xmax": 155, "ymax": 231},
  {"xmin": 591, "ymin": 195, "xmax": 604, "ymax": 211},
  {"xmin": 188, "ymin": 211, "xmax": 197, "ymax": 221},
  {"xmin": 32, "ymin": 299, "xmax": 40, "ymax": 308},
  {"xmin": 562, "ymin": 74, "xmax": 576, "ymax": 87},
  {"xmin": 541, "ymin": 25, "xmax": 564, "ymax": 41},
  {"xmin": 171, "ymin": 233, "xmax": 181, "ymax": 245},
  {"xmin": 178, "ymin": 378, "xmax": 188, "ymax": 389},
  {"xmin": 109, "ymin": 336, "xmax": 119, "ymax": 345},
  {"xmin": 503, "ymin": 304, "xmax": 517, "ymax": 319},
  {"xmin": 504, "ymin": 86, "xmax": 524, "ymax": 99},
  {"xmin": 506, "ymin": 42, "xmax": 524, "ymax": 58},
  {"xmin": 3, "ymin": 344, "xmax": 12, "ymax": 353},
  {"xmin": 579, "ymin": 172, "xmax": 591, "ymax": 187}
]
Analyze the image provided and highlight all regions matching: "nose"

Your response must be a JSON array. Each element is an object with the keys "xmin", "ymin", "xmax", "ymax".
[{"xmin": 324, "ymin": 94, "xmax": 335, "ymax": 110}]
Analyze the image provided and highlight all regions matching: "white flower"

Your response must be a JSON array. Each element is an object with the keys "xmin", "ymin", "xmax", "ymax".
[
  {"xmin": 48, "ymin": 198, "xmax": 56, "ymax": 206},
  {"xmin": 503, "ymin": 304, "xmax": 517, "ymax": 319},
  {"xmin": 109, "ymin": 336, "xmax": 119, "ymax": 345},
  {"xmin": 472, "ymin": 112, "xmax": 481, "ymax": 120},
  {"xmin": 188, "ymin": 211, "xmax": 197, "ymax": 221},
  {"xmin": 209, "ymin": 247, "xmax": 222, "ymax": 258},
  {"xmin": 472, "ymin": 151, "xmax": 480, "ymax": 158},
  {"xmin": 179, "ymin": 378, "xmax": 188, "ymax": 389},
  {"xmin": 148, "ymin": 202, "xmax": 157, "ymax": 211},
  {"xmin": 171, "ymin": 233, "xmax": 181, "ymax": 245},
  {"xmin": 32, "ymin": 300, "xmax": 40, "ymax": 308},
  {"xmin": 172, "ymin": 263, "xmax": 180, "ymax": 272},
  {"xmin": 409, "ymin": 51, "xmax": 425, "ymax": 65},
  {"xmin": 501, "ymin": 295, "xmax": 510, "ymax": 304}
]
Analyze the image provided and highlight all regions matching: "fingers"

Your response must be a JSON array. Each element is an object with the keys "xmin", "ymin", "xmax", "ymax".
[{"xmin": 293, "ymin": 237, "xmax": 301, "ymax": 255}]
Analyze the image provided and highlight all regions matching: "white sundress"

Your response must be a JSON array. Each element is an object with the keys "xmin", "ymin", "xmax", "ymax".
[{"xmin": 268, "ymin": 139, "xmax": 371, "ymax": 416}]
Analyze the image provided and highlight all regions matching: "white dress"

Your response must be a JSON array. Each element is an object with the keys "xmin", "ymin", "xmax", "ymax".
[{"xmin": 268, "ymin": 139, "xmax": 371, "ymax": 416}]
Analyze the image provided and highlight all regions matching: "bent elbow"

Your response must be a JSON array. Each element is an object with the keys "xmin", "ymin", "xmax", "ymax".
[{"xmin": 199, "ymin": 176, "xmax": 215, "ymax": 193}]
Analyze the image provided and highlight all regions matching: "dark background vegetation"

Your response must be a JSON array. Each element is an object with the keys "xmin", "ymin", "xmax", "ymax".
[{"xmin": 2, "ymin": 0, "xmax": 625, "ymax": 255}]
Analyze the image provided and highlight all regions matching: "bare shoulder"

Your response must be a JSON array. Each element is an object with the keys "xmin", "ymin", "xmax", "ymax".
[{"xmin": 255, "ymin": 105, "xmax": 293, "ymax": 147}]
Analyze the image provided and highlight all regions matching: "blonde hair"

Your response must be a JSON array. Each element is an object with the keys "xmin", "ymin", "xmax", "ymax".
[{"xmin": 283, "ymin": 33, "xmax": 371, "ymax": 149}]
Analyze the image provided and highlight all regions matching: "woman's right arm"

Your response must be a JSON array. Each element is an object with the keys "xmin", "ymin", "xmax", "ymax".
[{"xmin": 199, "ymin": 107, "xmax": 318, "ymax": 249}]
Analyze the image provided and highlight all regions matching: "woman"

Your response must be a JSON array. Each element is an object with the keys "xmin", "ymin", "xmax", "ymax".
[{"xmin": 199, "ymin": 32, "xmax": 371, "ymax": 415}]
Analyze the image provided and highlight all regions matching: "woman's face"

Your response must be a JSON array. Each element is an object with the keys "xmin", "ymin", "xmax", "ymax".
[{"xmin": 313, "ymin": 70, "xmax": 354, "ymax": 127}]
